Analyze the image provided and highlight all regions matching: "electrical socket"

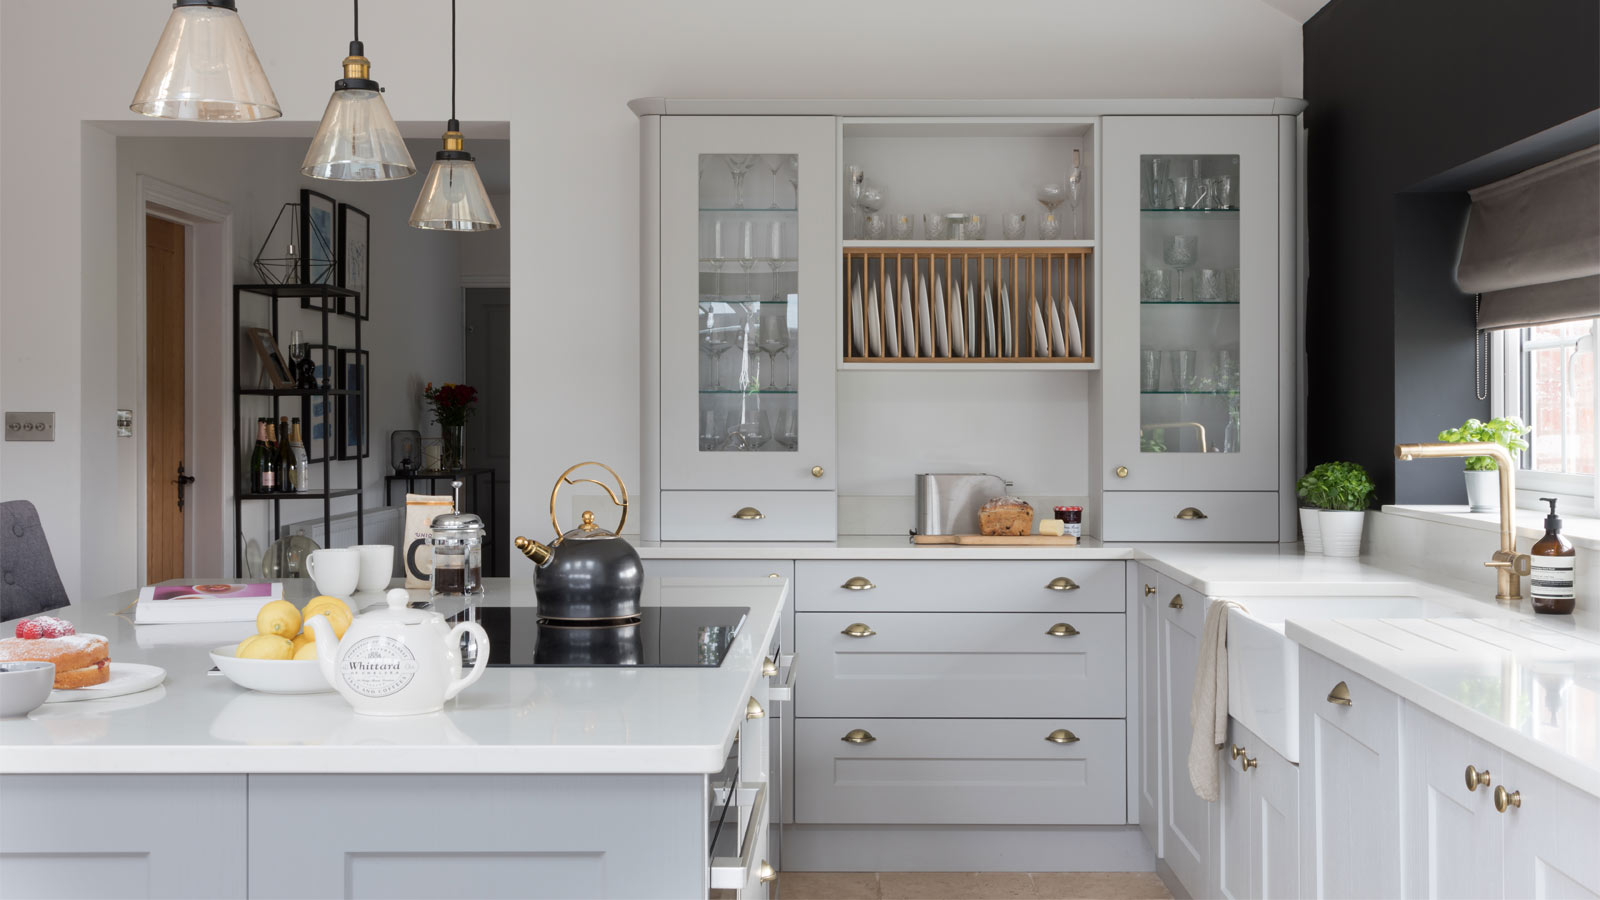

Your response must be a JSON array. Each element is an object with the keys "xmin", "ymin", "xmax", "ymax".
[{"xmin": 5, "ymin": 412, "xmax": 55, "ymax": 441}]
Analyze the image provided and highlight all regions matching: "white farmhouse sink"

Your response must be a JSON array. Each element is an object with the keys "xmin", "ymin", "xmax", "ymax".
[{"xmin": 1226, "ymin": 594, "xmax": 1479, "ymax": 762}]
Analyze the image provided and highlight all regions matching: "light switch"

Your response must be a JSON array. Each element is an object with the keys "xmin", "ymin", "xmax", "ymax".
[{"xmin": 5, "ymin": 412, "xmax": 55, "ymax": 441}]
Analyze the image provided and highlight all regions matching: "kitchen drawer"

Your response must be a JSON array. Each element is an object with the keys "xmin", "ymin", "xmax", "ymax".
[
  {"xmin": 795, "ymin": 718, "xmax": 1126, "ymax": 825},
  {"xmin": 1101, "ymin": 491, "xmax": 1278, "ymax": 542},
  {"xmin": 796, "ymin": 560, "xmax": 1126, "ymax": 612},
  {"xmin": 660, "ymin": 491, "xmax": 835, "ymax": 541},
  {"xmin": 795, "ymin": 612, "xmax": 1125, "ymax": 718}
]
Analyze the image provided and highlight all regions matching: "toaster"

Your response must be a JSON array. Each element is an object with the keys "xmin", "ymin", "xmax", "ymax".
[{"xmin": 913, "ymin": 473, "xmax": 1011, "ymax": 536}]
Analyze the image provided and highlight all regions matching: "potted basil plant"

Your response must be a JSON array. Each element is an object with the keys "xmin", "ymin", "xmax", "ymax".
[
  {"xmin": 1300, "ymin": 461, "xmax": 1375, "ymax": 557},
  {"xmin": 1294, "ymin": 469, "xmax": 1327, "ymax": 553},
  {"xmin": 1436, "ymin": 417, "xmax": 1530, "ymax": 512}
]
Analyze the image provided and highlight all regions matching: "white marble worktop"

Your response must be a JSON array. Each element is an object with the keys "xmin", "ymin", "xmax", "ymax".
[{"xmin": 0, "ymin": 577, "xmax": 785, "ymax": 776}]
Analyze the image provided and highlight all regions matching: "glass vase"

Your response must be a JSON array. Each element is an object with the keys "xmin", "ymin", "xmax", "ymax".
[{"xmin": 440, "ymin": 425, "xmax": 465, "ymax": 472}]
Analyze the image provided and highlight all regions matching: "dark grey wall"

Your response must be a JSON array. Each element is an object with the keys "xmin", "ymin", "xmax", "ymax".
[{"xmin": 1303, "ymin": 0, "xmax": 1599, "ymax": 503}]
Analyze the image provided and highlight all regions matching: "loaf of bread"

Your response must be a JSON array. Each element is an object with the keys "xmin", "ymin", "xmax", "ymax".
[{"xmin": 978, "ymin": 497, "xmax": 1034, "ymax": 536}]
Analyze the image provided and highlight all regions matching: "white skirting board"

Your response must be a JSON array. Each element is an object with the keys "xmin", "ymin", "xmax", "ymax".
[{"xmin": 778, "ymin": 825, "xmax": 1153, "ymax": 873}]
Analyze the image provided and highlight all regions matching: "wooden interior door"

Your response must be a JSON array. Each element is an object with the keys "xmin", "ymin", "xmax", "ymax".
[{"xmin": 146, "ymin": 215, "xmax": 186, "ymax": 582}]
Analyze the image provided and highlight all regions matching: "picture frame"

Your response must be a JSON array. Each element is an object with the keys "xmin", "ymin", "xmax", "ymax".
[
  {"xmin": 245, "ymin": 327, "xmax": 295, "ymax": 389},
  {"xmin": 299, "ymin": 343, "xmax": 335, "ymax": 463},
  {"xmin": 298, "ymin": 189, "xmax": 338, "ymax": 308},
  {"xmin": 336, "ymin": 203, "xmax": 370, "ymax": 320},
  {"xmin": 336, "ymin": 348, "xmax": 370, "ymax": 460}
]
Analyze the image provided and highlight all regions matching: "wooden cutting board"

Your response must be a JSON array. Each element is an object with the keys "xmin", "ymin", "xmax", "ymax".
[{"xmin": 911, "ymin": 534, "xmax": 1079, "ymax": 546}]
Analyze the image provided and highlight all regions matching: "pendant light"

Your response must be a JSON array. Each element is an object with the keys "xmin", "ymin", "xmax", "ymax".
[
  {"xmin": 301, "ymin": 0, "xmax": 415, "ymax": 181},
  {"xmin": 409, "ymin": 0, "xmax": 501, "ymax": 231},
  {"xmin": 130, "ymin": 0, "xmax": 280, "ymax": 121}
]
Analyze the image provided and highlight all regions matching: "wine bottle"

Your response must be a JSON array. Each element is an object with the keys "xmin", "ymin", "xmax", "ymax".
[
  {"xmin": 274, "ymin": 417, "xmax": 295, "ymax": 493},
  {"xmin": 264, "ymin": 421, "xmax": 281, "ymax": 493},
  {"xmin": 289, "ymin": 418, "xmax": 310, "ymax": 493},
  {"xmin": 251, "ymin": 418, "xmax": 273, "ymax": 494}
]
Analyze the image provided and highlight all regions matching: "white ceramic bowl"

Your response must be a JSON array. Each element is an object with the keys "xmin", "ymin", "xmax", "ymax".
[
  {"xmin": 209, "ymin": 646, "xmax": 332, "ymax": 694},
  {"xmin": 0, "ymin": 661, "xmax": 56, "ymax": 716}
]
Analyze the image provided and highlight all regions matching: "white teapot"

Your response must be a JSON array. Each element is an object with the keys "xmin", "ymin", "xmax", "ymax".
[{"xmin": 307, "ymin": 588, "xmax": 489, "ymax": 716}]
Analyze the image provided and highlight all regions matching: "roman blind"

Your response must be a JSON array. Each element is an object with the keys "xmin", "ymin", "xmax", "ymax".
[{"xmin": 1457, "ymin": 144, "xmax": 1600, "ymax": 330}]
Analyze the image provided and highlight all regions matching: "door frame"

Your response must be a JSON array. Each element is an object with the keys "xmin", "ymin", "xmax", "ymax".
[{"xmin": 134, "ymin": 175, "xmax": 232, "ymax": 583}]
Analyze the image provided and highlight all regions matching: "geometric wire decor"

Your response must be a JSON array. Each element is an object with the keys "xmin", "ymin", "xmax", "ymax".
[{"xmin": 252, "ymin": 202, "xmax": 334, "ymax": 285}]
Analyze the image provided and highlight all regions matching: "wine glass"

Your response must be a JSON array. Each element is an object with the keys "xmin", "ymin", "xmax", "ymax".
[
  {"xmin": 726, "ymin": 155, "xmax": 755, "ymax": 208},
  {"xmin": 766, "ymin": 155, "xmax": 786, "ymax": 209},
  {"xmin": 730, "ymin": 405, "xmax": 771, "ymax": 451},
  {"xmin": 701, "ymin": 313, "xmax": 737, "ymax": 390},
  {"xmin": 287, "ymin": 330, "xmax": 309, "ymax": 388},
  {"xmin": 775, "ymin": 407, "xmax": 799, "ymax": 450},
  {"xmin": 759, "ymin": 306, "xmax": 790, "ymax": 389},
  {"xmin": 1164, "ymin": 235, "xmax": 1198, "ymax": 301},
  {"xmin": 766, "ymin": 221, "xmax": 785, "ymax": 301},
  {"xmin": 700, "ymin": 408, "xmax": 725, "ymax": 451},
  {"xmin": 1066, "ymin": 152, "xmax": 1084, "ymax": 238},
  {"xmin": 786, "ymin": 155, "xmax": 799, "ymax": 207}
]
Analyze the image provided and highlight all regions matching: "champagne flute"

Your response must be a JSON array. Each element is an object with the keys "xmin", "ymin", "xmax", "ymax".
[
  {"xmin": 766, "ymin": 155, "xmax": 785, "ymax": 209},
  {"xmin": 1066, "ymin": 150, "xmax": 1084, "ymax": 239},
  {"xmin": 739, "ymin": 220, "xmax": 757, "ymax": 299},
  {"xmin": 766, "ymin": 221, "xmax": 785, "ymax": 301}
]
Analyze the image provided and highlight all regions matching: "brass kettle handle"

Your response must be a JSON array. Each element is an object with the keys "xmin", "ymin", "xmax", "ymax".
[
  {"xmin": 1176, "ymin": 506, "xmax": 1208, "ymax": 520},
  {"xmin": 1168, "ymin": 594, "xmax": 1184, "ymax": 610},
  {"xmin": 1045, "ymin": 729, "xmax": 1081, "ymax": 744},
  {"xmin": 1494, "ymin": 785, "xmax": 1521, "ymax": 813},
  {"xmin": 1327, "ymin": 681, "xmax": 1353, "ymax": 706},
  {"xmin": 841, "ymin": 728, "xmax": 876, "ymax": 744},
  {"xmin": 547, "ymin": 461, "xmax": 628, "ymax": 541},
  {"xmin": 841, "ymin": 622, "xmax": 876, "ymax": 638},
  {"xmin": 1045, "ymin": 577, "xmax": 1080, "ymax": 591},
  {"xmin": 1239, "ymin": 753, "xmax": 1258, "ymax": 772},
  {"xmin": 732, "ymin": 506, "xmax": 765, "ymax": 520},
  {"xmin": 1466, "ymin": 765, "xmax": 1492, "ymax": 792},
  {"xmin": 746, "ymin": 697, "xmax": 765, "ymax": 720},
  {"xmin": 1046, "ymin": 623, "xmax": 1080, "ymax": 637},
  {"xmin": 1144, "ymin": 584, "xmax": 1157, "ymax": 596},
  {"xmin": 841, "ymin": 576, "xmax": 876, "ymax": 590},
  {"xmin": 759, "ymin": 861, "xmax": 777, "ymax": 884}
]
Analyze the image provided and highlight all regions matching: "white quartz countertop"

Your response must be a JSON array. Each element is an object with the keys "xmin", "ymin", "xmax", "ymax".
[{"xmin": 0, "ymin": 577, "xmax": 785, "ymax": 776}]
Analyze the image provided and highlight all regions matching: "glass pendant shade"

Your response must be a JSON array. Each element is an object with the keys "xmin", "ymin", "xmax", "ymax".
[
  {"xmin": 409, "ymin": 153, "xmax": 501, "ymax": 231},
  {"xmin": 301, "ymin": 87, "xmax": 415, "ymax": 181},
  {"xmin": 129, "ymin": 2, "xmax": 280, "ymax": 121}
]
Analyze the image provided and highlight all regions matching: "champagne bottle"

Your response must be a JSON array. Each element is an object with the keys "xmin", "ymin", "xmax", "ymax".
[
  {"xmin": 264, "ymin": 421, "xmax": 281, "ymax": 493},
  {"xmin": 251, "ymin": 418, "xmax": 273, "ymax": 494},
  {"xmin": 274, "ymin": 417, "xmax": 295, "ymax": 493},
  {"xmin": 289, "ymin": 418, "xmax": 310, "ymax": 494}
]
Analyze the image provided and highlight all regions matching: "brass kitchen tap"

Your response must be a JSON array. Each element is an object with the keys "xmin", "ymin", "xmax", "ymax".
[{"xmin": 1393, "ymin": 442, "xmax": 1531, "ymax": 601}]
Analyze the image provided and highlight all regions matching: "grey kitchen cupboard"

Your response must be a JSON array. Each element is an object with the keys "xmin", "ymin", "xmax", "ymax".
[
  {"xmin": 1213, "ymin": 717, "xmax": 1298, "ymax": 900},
  {"xmin": 1297, "ymin": 649, "xmax": 1403, "ymax": 899},
  {"xmin": 640, "ymin": 114, "xmax": 838, "ymax": 541},
  {"xmin": 1098, "ymin": 114, "xmax": 1298, "ymax": 542},
  {"xmin": 794, "ymin": 718, "xmax": 1127, "ymax": 825},
  {"xmin": 795, "ymin": 560, "xmax": 1125, "ymax": 613},
  {"xmin": 1135, "ymin": 565, "xmax": 1163, "ymax": 859},
  {"xmin": 1157, "ymin": 573, "xmax": 1210, "ymax": 895},
  {"xmin": 1498, "ymin": 755, "xmax": 1600, "ymax": 898},
  {"xmin": 0, "ymin": 774, "xmax": 247, "ymax": 900},
  {"xmin": 794, "ymin": 610, "xmax": 1125, "ymax": 718}
]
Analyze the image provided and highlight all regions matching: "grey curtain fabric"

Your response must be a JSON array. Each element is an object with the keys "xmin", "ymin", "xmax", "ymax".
[
  {"xmin": 1457, "ymin": 144, "xmax": 1600, "ymax": 330},
  {"xmin": 0, "ymin": 500, "xmax": 70, "ymax": 621}
]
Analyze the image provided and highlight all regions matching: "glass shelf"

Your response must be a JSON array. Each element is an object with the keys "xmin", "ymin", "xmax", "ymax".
[
  {"xmin": 1140, "ymin": 207, "xmax": 1240, "ymax": 213},
  {"xmin": 1141, "ymin": 390, "xmax": 1239, "ymax": 396},
  {"xmin": 700, "ymin": 207, "xmax": 797, "ymax": 213},
  {"xmin": 699, "ymin": 298, "xmax": 790, "ymax": 305},
  {"xmin": 700, "ymin": 388, "xmax": 798, "ymax": 395},
  {"xmin": 1140, "ymin": 301, "xmax": 1241, "ymax": 306},
  {"xmin": 700, "ymin": 257, "xmax": 797, "ymax": 264}
]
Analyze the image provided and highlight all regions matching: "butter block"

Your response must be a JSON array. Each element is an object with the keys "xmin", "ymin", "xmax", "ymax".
[{"xmin": 1038, "ymin": 518, "xmax": 1066, "ymax": 536}]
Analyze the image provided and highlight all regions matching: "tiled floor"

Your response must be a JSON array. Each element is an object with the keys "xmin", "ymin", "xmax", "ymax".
[{"xmin": 778, "ymin": 871, "xmax": 1172, "ymax": 900}]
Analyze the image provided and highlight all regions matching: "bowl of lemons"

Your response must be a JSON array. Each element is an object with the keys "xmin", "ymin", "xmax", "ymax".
[{"xmin": 208, "ymin": 596, "xmax": 354, "ymax": 694}]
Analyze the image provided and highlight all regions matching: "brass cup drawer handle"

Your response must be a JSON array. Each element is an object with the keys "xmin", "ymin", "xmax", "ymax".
[
  {"xmin": 840, "ymin": 623, "xmax": 876, "ymax": 638},
  {"xmin": 732, "ymin": 506, "xmax": 765, "ymax": 520},
  {"xmin": 1045, "ymin": 729, "xmax": 1081, "ymax": 744},
  {"xmin": 1465, "ymin": 765, "xmax": 1493, "ymax": 792},
  {"xmin": 841, "ymin": 728, "xmax": 876, "ymax": 744},
  {"xmin": 745, "ymin": 696, "xmax": 765, "ymax": 720},
  {"xmin": 1494, "ymin": 785, "xmax": 1522, "ymax": 813},
  {"xmin": 1176, "ymin": 506, "xmax": 1209, "ymax": 520},
  {"xmin": 1143, "ymin": 584, "xmax": 1157, "ymax": 596},
  {"xmin": 1168, "ymin": 594, "xmax": 1184, "ymax": 610},
  {"xmin": 762, "ymin": 656, "xmax": 778, "ymax": 677},
  {"xmin": 1239, "ymin": 754, "xmax": 1258, "ymax": 772},
  {"xmin": 1326, "ymin": 681, "xmax": 1353, "ymax": 706},
  {"xmin": 841, "ymin": 576, "xmax": 876, "ymax": 590},
  {"xmin": 759, "ymin": 861, "xmax": 777, "ymax": 884},
  {"xmin": 1046, "ymin": 623, "xmax": 1080, "ymax": 637},
  {"xmin": 1045, "ymin": 577, "xmax": 1080, "ymax": 591}
]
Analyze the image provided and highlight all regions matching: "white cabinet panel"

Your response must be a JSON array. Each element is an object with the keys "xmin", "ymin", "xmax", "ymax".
[
  {"xmin": 1499, "ymin": 756, "xmax": 1600, "ymax": 899},
  {"xmin": 1158, "ymin": 575, "xmax": 1209, "ymax": 894},
  {"xmin": 660, "ymin": 490, "xmax": 835, "ymax": 540},
  {"xmin": 1215, "ymin": 717, "xmax": 1299, "ymax": 900},
  {"xmin": 1101, "ymin": 490, "xmax": 1279, "ymax": 542},
  {"xmin": 795, "ymin": 559, "xmax": 1126, "ymax": 613},
  {"xmin": 1216, "ymin": 723, "xmax": 1252, "ymax": 900},
  {"xmin": 1136, "ymin": 566, "xmax": 1163, "ymax": 857},
  {"xmin": 1402, "ymin": 706, "xmax": 1505, "ymax": 899}
]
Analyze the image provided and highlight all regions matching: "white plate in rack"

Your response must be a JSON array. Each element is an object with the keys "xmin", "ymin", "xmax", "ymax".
[
  {"xmin": 1000, "ymin": 282, "xmax": 1014, "ymax": 357},
  {"xmin": 866, "ymin": 280, "xmax": 883, "ymax": 357},
  {"xmin": 1047, "ymin": 292, "xmax": 1067, "ymax": 357},
  {"xmin": 983, "ymin": 283, "xmax": 997, "ymax": 358},
  {"xmin": 950, "ymin": 280, "xmax": 966, "ymax": 357},
  {"xmin": 900, "ymin": 274, "xmax": 917, "ymax": 358},
  {"xmin": 849, "ymin": 275, "xmax": 865, "ymax": 356},
  {"xmin": 932, "ymin": 272, "xmax": 949, "ymax": 358},
  {"xmin": 883, "ymin": 275, "xmax": 899, "ymax": 357},
  {"xmin": 1066, "ymin": 292, "xmax": 1084, "ymax": 358},
  {"xmin": 46, "ymin": 662, "xmax": 166, "ymax": 703},
  {"xmin": 917, "ymin": 274, "xmax": 933, "ymax": 357},
  {"xmin": 1030, "ymin": 296, "xmax": 1049, "ymax": 357}
]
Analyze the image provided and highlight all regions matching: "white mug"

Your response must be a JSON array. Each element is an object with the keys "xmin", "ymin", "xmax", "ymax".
[
  {"xmin": 353, "ymin": 544, "xmax": 395, "ymax": 593},
  {"xmin": 305, "ymin": 548, "xmax": 360, "ymax": 597}
]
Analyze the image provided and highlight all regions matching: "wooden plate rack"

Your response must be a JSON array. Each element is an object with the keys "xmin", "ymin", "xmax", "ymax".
[{"xmin": 842, "ymin": 246, "xmax": 1093, "ymax": 363}]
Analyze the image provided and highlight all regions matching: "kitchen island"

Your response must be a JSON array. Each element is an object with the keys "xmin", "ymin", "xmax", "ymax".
[{"xmin": 0, "ymin": 576, "xmax": 788, "ymax": 899}]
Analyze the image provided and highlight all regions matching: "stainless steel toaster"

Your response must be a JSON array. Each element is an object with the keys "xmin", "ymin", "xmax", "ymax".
[{"xmin": 914, "ymin": 473, "xmax": 1011, "ymax": 535}]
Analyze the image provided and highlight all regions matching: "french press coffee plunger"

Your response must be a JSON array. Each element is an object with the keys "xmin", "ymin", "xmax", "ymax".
[{"xmin": 429, "ymin": 480, "xmax": 485, "ymax": 599}]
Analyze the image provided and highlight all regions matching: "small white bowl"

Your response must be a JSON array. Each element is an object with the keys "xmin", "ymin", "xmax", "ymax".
[
  {"xmin": 0, "ymin": 661, "xmax": 56, "ymax": 716},
  {"xmin": 209, "ymin": 646, "xmax": 332, "ymax": 694}
]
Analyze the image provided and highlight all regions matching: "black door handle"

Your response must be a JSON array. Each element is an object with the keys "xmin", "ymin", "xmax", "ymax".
[{"xmin": 173, "ymin": 463, "xmax": 196, "ymax": 511}]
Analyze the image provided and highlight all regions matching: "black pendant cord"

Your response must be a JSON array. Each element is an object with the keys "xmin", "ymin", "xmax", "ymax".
[
  {"xmin": 450, "ymin": 0, "xmax": 458, "ymax": 123},
  {"xmin": 353, "ymin": 0, "xmax": 360, "ymax": 42}
]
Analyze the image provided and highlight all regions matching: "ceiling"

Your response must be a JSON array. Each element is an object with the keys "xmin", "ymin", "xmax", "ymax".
[{"xmin": 1256, "ymin": 0, "xmax": 1335, "ymax": 23}]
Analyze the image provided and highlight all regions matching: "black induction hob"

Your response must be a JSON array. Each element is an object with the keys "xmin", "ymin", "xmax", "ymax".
[{"xmin": 470, "ymin": 605, "xmax": 749, "ymax": 668}]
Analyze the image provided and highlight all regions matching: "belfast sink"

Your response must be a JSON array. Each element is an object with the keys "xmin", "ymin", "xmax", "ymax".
[{"xmin": 1226, "ymin": 594, "xmax": 1480, "ymax": 762}]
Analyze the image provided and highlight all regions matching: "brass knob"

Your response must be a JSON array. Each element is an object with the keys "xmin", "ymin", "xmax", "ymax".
[
  {"xmin": 1240, "ymin": 754, "xmax": 1258, "ymax": 772},
  {"xmin": 1494, "ymin": 785, "xmax": 1521, "ymax": 813},
  {"xmin": 1176, "ymin": 507, "xmax": 1209, "ymax": 520},
  {"xmin": 1168, "ymin": 594, "xmax": 1184, "ymax": 610},
  {"xmin": 1327, "ymin": 681, "xmax": 1353, "ymax": 706},
  {"xmin": 1045, "ymin": 729, "xmax": 1081, "ymax": 744},
  {"xmin": 841, "ymin": 728, "xmax": 876, "ymax": 744},
  {"xmin": 1143, "ymin": 584, "xmax": 1157, "ymax": 596},
  {"xmin": 732, "ymin": 506, "xmax": 765, "ymax": 520},
  {"xmin": 841, "ymin": 576, "xmax": 876, "ymax": 591},
  {"xmin": 1046, "ymin": 623, "xmax": 1080, "ymax": 637},
  {"xmin": 812, "ymin": 465, "xmax": 825, "ymax": 478},
  {"xmin": 1466, "ymin": 765, "xmax": 1492, "ymax": 792},
  {"xmin": 1115, "ymin": 466, "xmax": 1129, "ymax": 478},
  {"xmin": 1045, "ymin": 577, "xmax": 1080, "ymax": 591},
  {"xmin": 759, "ymin": 861, "xmax": 777, "ymax": 883},
  {"xmin": 841, "ymin": 622, "xmax": 877, "ymax": 638},
  {"xmin": 762, "ymin": 656, "xmax": 778, "ymax": 677},
  {"xmin": 746, "ymin": 697, "xmax": 765, "ymax": 720},
  {"xmin": 1231, "ymin": 745, "xmax": 1245, "ymax": 760}
]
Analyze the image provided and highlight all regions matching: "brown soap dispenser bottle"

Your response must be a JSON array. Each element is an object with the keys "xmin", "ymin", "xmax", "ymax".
[{"xmin": 1529, "ymin": 497, "xmax": 1576, "ymax": 615}]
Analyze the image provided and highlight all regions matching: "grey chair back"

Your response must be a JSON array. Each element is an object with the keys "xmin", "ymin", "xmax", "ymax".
[{"xmin": 1, "ymin": 500, "xmax": 70, "ymax": 620}]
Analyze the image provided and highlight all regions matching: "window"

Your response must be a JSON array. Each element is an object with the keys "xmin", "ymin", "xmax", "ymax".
[{"xmin": 1495, "ymin": 316, "xmax": 1599, "ymax": 503}]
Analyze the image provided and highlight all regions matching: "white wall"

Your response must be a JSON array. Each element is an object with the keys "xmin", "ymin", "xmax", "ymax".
[{"xmin": 0, "ymin": 0, "xmax": 1302, "ymax": 600}]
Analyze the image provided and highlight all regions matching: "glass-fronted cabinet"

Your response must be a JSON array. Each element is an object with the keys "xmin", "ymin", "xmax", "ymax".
[
  {"xmin": 654, "ymin": 116, "xmax": 837, "ymax": 522},
  {"xmin": 1101, "ymin": 116, "xmax": 1282, "ymax": 493}
]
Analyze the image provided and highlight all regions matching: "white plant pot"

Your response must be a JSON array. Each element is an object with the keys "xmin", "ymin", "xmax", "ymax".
[
  {"xmin": 1299, "ymin": 507, "xmax": 1324, "ymax": 554},
  {"xmin": 1319, "ymin": 510, "xmax": 1366, "ymax": 558},
  {"xmin": 1464, "ymin": 469, "xmax": 1499, "ymax": 513}
]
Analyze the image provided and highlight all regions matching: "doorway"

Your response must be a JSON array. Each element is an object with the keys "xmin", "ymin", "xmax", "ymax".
[
  {"xmin": 145, "ymin": 215, "xmax": 187, "ymax": 582},
  {"xmin": 464, "ymin": 286, "xmax": 510, "ymax": 575}
]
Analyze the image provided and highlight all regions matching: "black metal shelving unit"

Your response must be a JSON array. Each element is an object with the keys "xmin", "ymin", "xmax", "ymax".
[{"xmin": 232, "ymin": 283, "xmax": 363, "ymax": 578}]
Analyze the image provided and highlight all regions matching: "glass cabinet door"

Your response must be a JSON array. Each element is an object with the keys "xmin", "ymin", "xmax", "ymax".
[
  {"xmin": 1102, "ymin": 116, "xmax": 1281, "ymax": 490},
  {"xmin": 660, "ymin": 117, "xmax": 837, "ymax": 489}
]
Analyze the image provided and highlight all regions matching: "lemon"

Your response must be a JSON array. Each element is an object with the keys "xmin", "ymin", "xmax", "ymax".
[
  {"xmin": 236, "ymin": 634, "xmax": 294, "ymax": 660},
  {"xmin": 303, "ymin": 596, "xmax": 353, "ymax": 638},
  {"xmin": 291, "ymin": 632, "xmax": 315, "ymax": 654},
  {"xmin": 293, "ymin": 639, "xmax": 317, "ymax": 661},
  {"xmin": 303, "ymin": 595, "xmax": 351, "ymax": 618},
  {"xmin": 256, "ymin": 600, "xmax": 302, "ymax": 638}
]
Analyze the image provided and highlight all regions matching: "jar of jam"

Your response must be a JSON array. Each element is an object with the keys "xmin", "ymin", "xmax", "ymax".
[{"xmin": 1054, "ymin": 506, "xmax": 1083, "ymax": 538}]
